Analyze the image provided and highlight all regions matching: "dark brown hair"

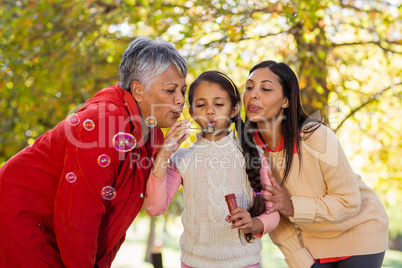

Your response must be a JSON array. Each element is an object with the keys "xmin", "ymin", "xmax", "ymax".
[
  {"xmin": 189, "ymin": 70, "xmax": 266, "ymax": 242},
  {"xmin": 247, "ymin": 61, "xmax": 322, "ymax": 185}
]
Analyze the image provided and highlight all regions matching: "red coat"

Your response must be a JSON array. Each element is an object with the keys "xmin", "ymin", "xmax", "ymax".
[{"xmin": 0, "ymin": 83, "xmax": 164, "ymax": 267}]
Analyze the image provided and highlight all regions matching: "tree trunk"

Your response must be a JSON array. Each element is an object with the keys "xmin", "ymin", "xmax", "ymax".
[
  {"xmin": 389, "ymin": 236, "xmax": 402, "ymax": 251},
  {"xmin": 292, "ymin": 20, "xmax": 330, "ymax": 123},
  {"xmin": 163, "ymin": 214, "xmax": 169, "ymax": 234},
  {"xmin": 144, "ymin": 216, "xmax": 156, "ymax": 263}
]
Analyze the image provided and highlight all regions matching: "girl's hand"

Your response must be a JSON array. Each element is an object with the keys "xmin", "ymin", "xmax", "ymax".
[
  {"xmin": 261, "ymin": 169, "xmax": 294, "ymax": 218},
  {"xmin": 152, "ymin": 120, "xmax": 189, "ymax": 178},
  {"xmin": 157, "ymin": 119, "xmax": 190, "ymax": 159},
  {"xmin": 225, "ymin": 207, "xmax": 255, "ymax": 234}
]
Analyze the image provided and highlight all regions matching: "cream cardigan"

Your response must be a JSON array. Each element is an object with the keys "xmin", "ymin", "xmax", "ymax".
[{"xmin": 264, "ymin": 124, "xmax": 389, "ymax": 268}]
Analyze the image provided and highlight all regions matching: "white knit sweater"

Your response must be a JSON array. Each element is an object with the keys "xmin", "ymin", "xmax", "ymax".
[{"xmin": 170, "ymin": 131, "xmax": 262, "ymax": 268}]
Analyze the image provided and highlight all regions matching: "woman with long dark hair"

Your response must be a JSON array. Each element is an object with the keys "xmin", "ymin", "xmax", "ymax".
[{"xmin": 243, "ymin": 60, "xmax": 389, "ymax": 268}]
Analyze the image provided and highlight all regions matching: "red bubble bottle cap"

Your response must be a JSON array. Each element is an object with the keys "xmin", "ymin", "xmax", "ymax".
[{"xmin": 225, "ymin": 193, "xmax": 240, "ymax": 223}]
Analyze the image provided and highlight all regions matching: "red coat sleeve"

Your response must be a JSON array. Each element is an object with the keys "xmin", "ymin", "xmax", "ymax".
[{"xmin": 54, "ymin": 107, "xmax": 132, "ymax": 267}]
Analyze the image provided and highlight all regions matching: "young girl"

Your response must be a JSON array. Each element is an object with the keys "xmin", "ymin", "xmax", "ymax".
[{"xmin": 144, "ymin": 71, "xmax": 280, "ymax": 268}]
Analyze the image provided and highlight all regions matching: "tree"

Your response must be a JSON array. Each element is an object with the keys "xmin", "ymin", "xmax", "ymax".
[{"xmin": 1, "ymin": 0, "xmax": 401, "ymax": 247}]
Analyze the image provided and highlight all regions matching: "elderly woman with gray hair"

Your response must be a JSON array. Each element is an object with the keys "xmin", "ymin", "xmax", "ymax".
[{"xmin": 0, "ymin": 37, "xmax": 188, "ymax": 267}]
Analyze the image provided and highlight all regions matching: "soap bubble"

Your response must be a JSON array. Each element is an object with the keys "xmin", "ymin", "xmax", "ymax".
[
  {"xmin": 97, "ymin": 154, "xmax": 111, "ymax": 167},
  {"xmin": 113, "ymin": 132, "xmax": 136, "ymax": 152},
  {"xmin": 108, "ymin": 104, "xmax": 116, "ymax": 111},
  {"xmin": 67, "ymin": 114, "xmax": 80, "ymax": 126},
  {"xmin": 145, "ymin": 116, "xmax": 157, "ymax": 127},
  {"xmin": 101, "ymin": 186, "xmax": 116, "ymax": 200},
  {"xmin": 206, "ymin": 125, "xmax": 215, "ymax": 134},
  {"xmin": 163, "ymin": 138, "xmax": 177, "ymax": 151},
  {"xmin": 83, "ymin": 119, "xmax": 95, "ymax": 131},
  {"xmin": 66, "ymin": 172, "xmax": 77, "ymax": 183}
]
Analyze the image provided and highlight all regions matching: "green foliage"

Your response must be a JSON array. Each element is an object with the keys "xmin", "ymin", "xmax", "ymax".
[{"xmin": 1, "ymin": 0, "xmax": 401, "ymax": 237}]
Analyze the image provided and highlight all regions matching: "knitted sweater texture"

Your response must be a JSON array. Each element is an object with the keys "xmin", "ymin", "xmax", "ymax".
[
  {"xmin": 264, "ymin": 124, "xmax": 389, "ymax": 268},
  {"xmin": 171, "ymin": 132, "xmax": 262, "ymax": 268}
]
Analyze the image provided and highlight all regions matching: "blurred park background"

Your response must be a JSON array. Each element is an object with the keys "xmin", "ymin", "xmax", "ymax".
[{"xmin": 1, "ymin": 0, "xmax": 401, "ymax": 266}]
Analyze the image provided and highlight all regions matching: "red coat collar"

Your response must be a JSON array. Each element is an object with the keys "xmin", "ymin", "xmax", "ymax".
[
  {"xmin": 114, "ymin": 83, "xmax": 164, "ymax": 156},
  {"xmin": 119, "ymin": 84, "xmax": 145, "ymax": 143}
]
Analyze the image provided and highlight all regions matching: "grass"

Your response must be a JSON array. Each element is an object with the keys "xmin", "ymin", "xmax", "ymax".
[{"xmin": 112, "ymin": 217, "xmax": 402, "ymax": 268}]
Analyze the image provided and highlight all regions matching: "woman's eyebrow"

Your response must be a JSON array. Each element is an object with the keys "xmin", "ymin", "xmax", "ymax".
[
  {"xmin": 163, "ymin": 82, "xmax": 178, "ymax": 87},
  {"xmin": 247, "ymin": 78, "xmax": 274, "ymax": 85},
  {"xmin": 261, "ymin": 79, "xmax": 274, "ymax": 85}
]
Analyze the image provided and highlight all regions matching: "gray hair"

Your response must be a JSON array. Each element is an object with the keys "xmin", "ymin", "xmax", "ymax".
[{"xmin": 119, "ymin": 37, "xmax": 187, "ymax": 91}]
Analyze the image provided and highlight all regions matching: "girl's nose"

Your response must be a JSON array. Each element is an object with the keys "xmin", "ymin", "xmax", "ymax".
[{"xmin": 206, "ymin": 105, "xmax": 215, "ymax": 115}]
